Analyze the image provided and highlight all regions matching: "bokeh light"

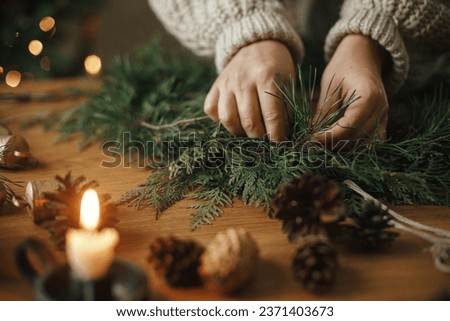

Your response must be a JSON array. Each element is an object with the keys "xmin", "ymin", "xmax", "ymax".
[
  {"xmin": 28, "ymin": 40, "xmax": 43, "ymax": 56},
  {"xmin": 0, "ymin": 66, "xmax": 3, "ymax": 74},
  {"xmin": 39, "ymin": 16, "xmax": 56, "ymax": 32},
  {"xmin": 5, "ymin": 70, "xmax": 21, "ymax": 88},
  {"xmin": 40, "ymin": 56, "xmax": 51, "ymax": 71},
  {"xmin": 84, "ymin": 55, "xmax": 102, "ymax": 75}
]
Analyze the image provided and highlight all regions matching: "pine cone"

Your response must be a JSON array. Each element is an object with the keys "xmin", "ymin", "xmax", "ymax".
[
  {"xmin": 147, "ymin": 236, "xmax": 204, "ymax": 287},
  {"xmin": 42, "ymin": 172, "xmax": 99, "ymax": 226},
  {"xmin": 271, "ymin": 173, "xmax": 346, "ymax": 241},
  {"xmin": 0, "ymin": 135, "xmax": 38, "ymax": 168},
  {"xmin": 199, "ymin": 228, "xmax": 259, "ymax": 294},
  {"xmin": 292, "ymin": 236, "xmax": 338, "ymax": 291},
  {"xmin": 30, "ymin": 172, "xmax": 118, "ymax": 250},
  {"xmin": 348, "ymin": 199, "xmax": 399, "ymax": 251},
  {"xmin": 40, "ymin": 216, "xmax": 69, "ymax": 249}
]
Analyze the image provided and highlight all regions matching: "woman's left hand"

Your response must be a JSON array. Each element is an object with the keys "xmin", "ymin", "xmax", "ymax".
[{"xmin": 313, "ymin": 34, "xmax": 389, "ymax": 145}]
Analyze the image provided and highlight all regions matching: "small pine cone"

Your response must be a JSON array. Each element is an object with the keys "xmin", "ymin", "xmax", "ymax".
[
  {"xmin": 292, "ymin": 236, "xmax": 338, "ymax": 291},
  {"xmin": 199, "ymin": 228, "xmax": 259, "ymax": 294},
  {"xmin": 348, "ymin": 199, "xmax": 399, "ymax": 250},
  {"xmin": 147, "ymin": 236, "xmax": 204, "ymax": 287},
  {"xmin": 271, "ymin": 173, "xmax": 346, "ymax": 241}
]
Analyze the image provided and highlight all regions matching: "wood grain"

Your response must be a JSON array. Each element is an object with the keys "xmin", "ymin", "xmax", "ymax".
[{"xmin": 0, "ymin": 79, "xmax": 449, "ymax": 300}]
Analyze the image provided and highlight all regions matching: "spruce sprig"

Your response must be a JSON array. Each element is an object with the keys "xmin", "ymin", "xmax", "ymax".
[{"xmin": 45, "ymin": 41, "xmax": 450, "ymax": 229}]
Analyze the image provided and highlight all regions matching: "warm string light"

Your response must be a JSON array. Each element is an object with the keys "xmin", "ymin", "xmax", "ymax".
[
  {"xmin": 84, "ymin": 55, "xmax": 102, "ymax": 75},
  {"xmin": 39, "ymin": 16, "xmax": 55, "ymax": 32},
  {"xmin": 1, "ymin": 16, "xmax": 58, "ymax": 86},
  {"xmin": 28, "ymin": 40, "xmax": 43, "ymax": 56},
  {"xmin": 40, "ymin": 56, "xmax": 51, "ymax": 71},
  {"xmin": 5, "ymin": 70, "xmax": 21, "ymax": 88}
]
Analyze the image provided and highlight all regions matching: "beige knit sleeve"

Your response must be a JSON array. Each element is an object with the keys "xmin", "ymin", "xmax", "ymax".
[
  {"xmin": 325, "ymin": 0, "xmax": 450, "ymax": 91},
  {"xmin": 147, "ymin": 0, "xmax": 304, "ymax": 72}
]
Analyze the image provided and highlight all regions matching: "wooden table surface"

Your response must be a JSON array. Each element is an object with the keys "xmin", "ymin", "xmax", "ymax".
[{"xmin": 0, "ymin": 78, "xmax": 449, "ymax": 301}]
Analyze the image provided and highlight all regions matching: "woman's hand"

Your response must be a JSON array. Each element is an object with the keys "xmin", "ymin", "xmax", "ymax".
[
  {"xmin": 313, "ymin": 34, "xmax": 389, "ymax": 144},
  {"xmin": 204, "ymin": 40, "xmax": 295, "ymax": 141}
]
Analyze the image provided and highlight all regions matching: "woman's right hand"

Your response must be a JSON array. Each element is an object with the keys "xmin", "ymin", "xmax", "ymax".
[{"xmin": 203, "ymin": 40, "xmax": 296, "ymax": 141}]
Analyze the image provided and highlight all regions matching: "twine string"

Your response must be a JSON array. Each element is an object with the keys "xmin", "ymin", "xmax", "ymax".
[{"xmin": 343, "ymin": 180, "xmax": 450, "ymax": 273}]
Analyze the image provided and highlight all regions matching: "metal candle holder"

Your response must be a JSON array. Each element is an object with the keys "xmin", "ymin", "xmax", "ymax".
[{"xmin": 15, "ymin": 238, "xmax": 149, "ymax": 300}]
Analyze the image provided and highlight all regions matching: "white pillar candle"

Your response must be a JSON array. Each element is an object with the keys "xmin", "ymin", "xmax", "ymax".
[{"xmin": 66, "ymin": 189, "xmax": 119, "ymax": 281}]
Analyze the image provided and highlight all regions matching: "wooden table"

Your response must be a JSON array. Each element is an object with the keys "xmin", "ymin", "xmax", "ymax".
[{"xmin": 0, "ymin": 78, "xmax": 449, "ymax": 301}]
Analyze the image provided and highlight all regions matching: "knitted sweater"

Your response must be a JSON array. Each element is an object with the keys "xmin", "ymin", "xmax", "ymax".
[{"xmin": 148, "ymin": 0, "xmax": 450, "ymax": 91}]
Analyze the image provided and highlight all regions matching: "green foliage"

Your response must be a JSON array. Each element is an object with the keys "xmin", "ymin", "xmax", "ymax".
[
  {"xmin": 189, "ymin": 172, "xmax": 233, "ymax": 229},
  {"xmin": 118, "ymin": 170, "xmax": 194, "ymax": 217},
  {"xmin": 56, "ymin": 39, "xmax": 215, "ymax": 153},
  {"xmin": 50, "ymin": 41, "xmax": 450, "ymax": 229}
]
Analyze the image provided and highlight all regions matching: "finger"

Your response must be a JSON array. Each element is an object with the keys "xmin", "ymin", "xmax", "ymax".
[
  {"xmin": 313, "ymin": 97, "xmax": 373, "ymax": 142},
  {"xmin": 313, "ymin": 75, "xmax": 344, "ymax": 128},
  {"xmin": 258, "ymin": 82, "xmax": 289, "ymax": 141},
  {"xmin": 204, "ymin": 86, "xmax": 220, "ymax": 122},
  {"xmin": 314, "ymin": 99, "xmax": 386, "ymax": 143},
  {"xmin": 218, "ymin": 93, "xmax": 245, "ymax": 136},
  {"xmin": 235, "ymin": 86, "xmax": 266, "ymax": 138}
]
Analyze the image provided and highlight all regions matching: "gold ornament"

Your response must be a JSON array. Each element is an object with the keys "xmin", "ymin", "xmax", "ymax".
[
  {"xmin": 0, "ymin": 124, "xmax": 11, "ymax": 136},
  {"xmin": 199, "ymin": 228, "xmax": 259, "ymax": 294},
  {"xmin": 0, "ymin": 135, "xmax": 38, "ymax": 168}
]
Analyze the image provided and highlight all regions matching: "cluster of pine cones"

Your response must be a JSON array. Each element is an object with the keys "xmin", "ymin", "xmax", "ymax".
[
  {"xmin": 271, "ymin": 172, "xmax": 398, "ymax": 291},
  {"xmin": 147, "ymin": 228, "xmax": 258, "ymax": 294}
]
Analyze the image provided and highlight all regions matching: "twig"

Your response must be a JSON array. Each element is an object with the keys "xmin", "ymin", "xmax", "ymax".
[{"xmin": 140, "ymin": 116, "xmax": 209, "ymax": 131}]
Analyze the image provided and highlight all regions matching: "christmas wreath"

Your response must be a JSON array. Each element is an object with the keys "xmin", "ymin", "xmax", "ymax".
[{"xmin": 48, "ymin": 40, "xmax": 450, "ymax": 230}]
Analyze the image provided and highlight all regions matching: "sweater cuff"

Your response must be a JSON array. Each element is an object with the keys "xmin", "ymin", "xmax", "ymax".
[
  {"xmin": 324, "ymin": 9, "xmax": 409, "ymax": 92},
  {"xmin": 215, "ymin": 10, "xmax": 304, "ymax": 72}
]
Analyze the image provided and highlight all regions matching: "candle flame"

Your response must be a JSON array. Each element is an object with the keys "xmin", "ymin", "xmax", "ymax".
[{"xmin": 80, "ymin": 189, "xmax": 100, "ymax": 231}]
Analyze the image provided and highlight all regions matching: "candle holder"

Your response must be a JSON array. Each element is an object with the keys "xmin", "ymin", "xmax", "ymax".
[{"xmin": 15, "ymin": 238, "xmax": 149, "ymax": 300}]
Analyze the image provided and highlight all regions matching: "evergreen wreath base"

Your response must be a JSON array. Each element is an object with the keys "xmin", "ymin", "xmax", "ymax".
[{"xmin": 47, "ymin": 40, "xmax": 450, "ymax": 229}]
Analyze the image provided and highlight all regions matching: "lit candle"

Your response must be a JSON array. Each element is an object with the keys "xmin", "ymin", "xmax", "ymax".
[{"xmin": 66, "ymin": 189, "xmax": 119, "ymax": 281}]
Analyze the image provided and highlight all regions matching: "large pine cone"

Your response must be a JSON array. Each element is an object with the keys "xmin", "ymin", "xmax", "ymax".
[
  {"xmin": 271, "ymin": 173, "xmax": 346, "ymax": 241},
  {"xmin": 147, "ymin": 236, "xmax": 204, "ymax": 287},
  {"xmin": 42, "ymin": 172, "xmax": 99, "ymax": 226},
  {"xmin": 292, "ymin": 236, "xmax": 338, "ymax": 291},
  {"xmin": 348, "ymin": 199, "xmax": 398, "ymax": 250},
  {"xmin": 28, "ymin": 172, "xmax": 118, "ymax": 250},
  {"xmin": 199, "ymin": 228, "xmax": 259, "ymax": 294}
]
